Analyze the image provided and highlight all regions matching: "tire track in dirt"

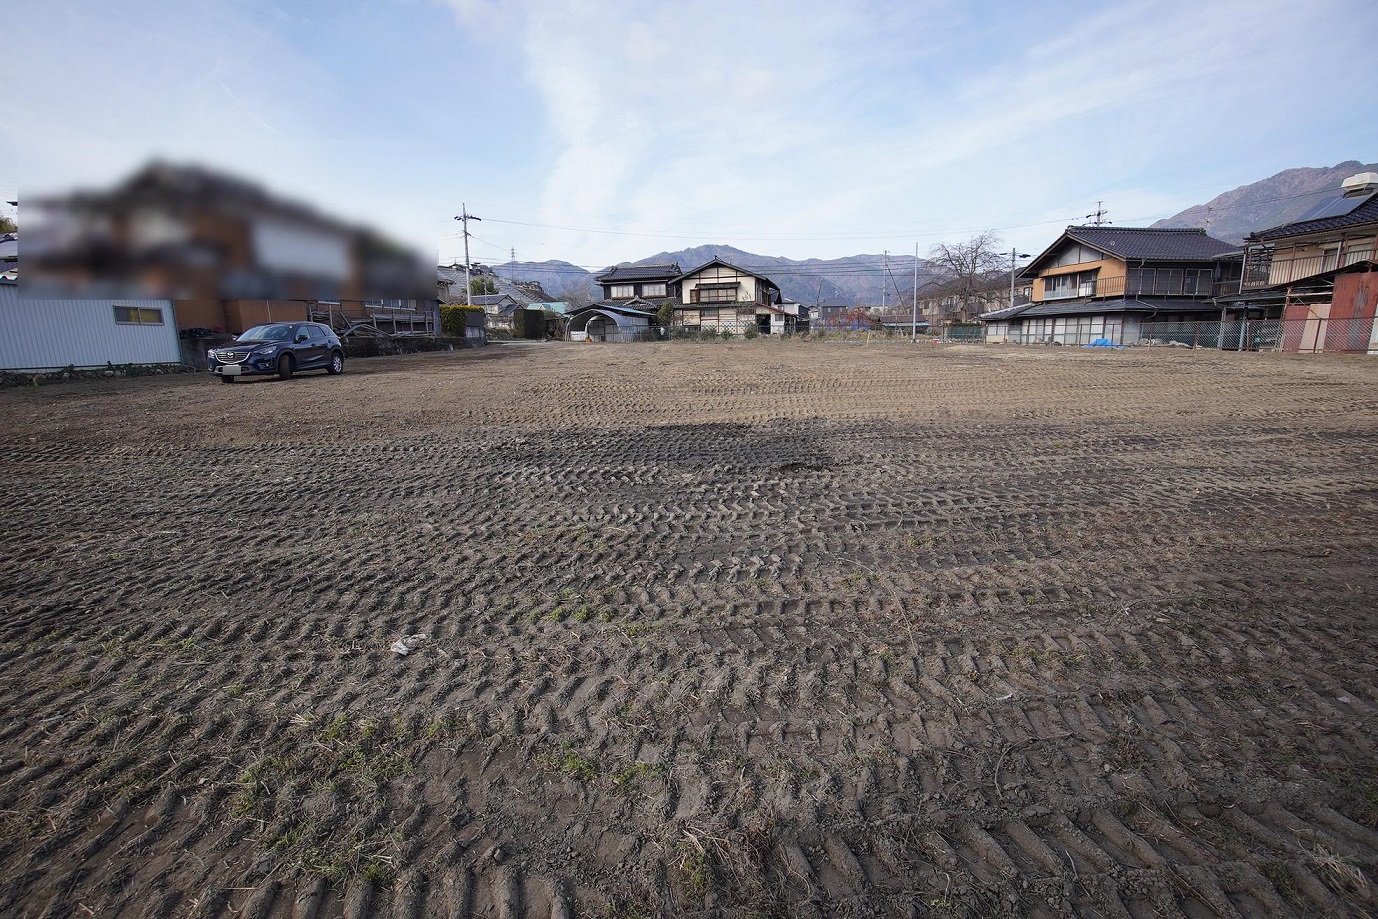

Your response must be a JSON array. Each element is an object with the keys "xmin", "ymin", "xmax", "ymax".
[{"xmin": 2, "ymin": 344, "xmax": 1377, "ymax": 916}]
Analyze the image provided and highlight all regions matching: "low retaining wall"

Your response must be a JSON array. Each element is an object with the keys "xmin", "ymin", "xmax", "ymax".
[
  {"xmin": 343, "ymin": 335, "xmax": 475, "ymax": 358},
  {"xmin": 1, "ymin": 363, "xmax": 195, "ymax": 389}
]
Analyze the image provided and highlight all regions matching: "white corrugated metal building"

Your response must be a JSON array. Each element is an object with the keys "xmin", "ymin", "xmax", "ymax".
[{"xmin": 0, "ymin": 280, "xmax": 182, "ymax": 371}]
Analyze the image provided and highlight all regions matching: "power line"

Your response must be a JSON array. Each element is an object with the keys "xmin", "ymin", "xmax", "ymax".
[
  {"xmin": 441, "ymin": 180, "xmax": 1356, "ymax": 280},
  {"xmin": 449, "ymin": 182, "xmax": 1350, "ymax": 248},
  {"xmin": 474, "ymin": 214, "xmax": 1082, "ymax": 242}
]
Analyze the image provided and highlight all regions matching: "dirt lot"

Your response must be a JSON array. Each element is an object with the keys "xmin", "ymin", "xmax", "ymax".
[{"xmin": 1, "ymin": 340, "xmax": 1376, "ymax": 918}]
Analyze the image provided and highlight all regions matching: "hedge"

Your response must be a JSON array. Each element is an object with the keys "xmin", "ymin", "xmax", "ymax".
[{"xmin": 440, "ymin": 304, "xmax": 484, "ymax": 337}]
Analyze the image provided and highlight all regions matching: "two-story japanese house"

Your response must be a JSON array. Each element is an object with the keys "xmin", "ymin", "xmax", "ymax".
[
  {"xmin": 672, "ymin": 258, "xmax": 786, "ymax": 334},
  {"xmin": 980, "ymin": 226, "xmax": 1238, "ymax": 346},
  {"xmin": 593, "ymin": 263, "xmax": 681, "ymax": 303}
]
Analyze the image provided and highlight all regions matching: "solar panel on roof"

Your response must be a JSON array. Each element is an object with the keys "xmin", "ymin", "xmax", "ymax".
[{"xmin": 1294, "ymin": 193, "xmax": 1373, "ymax": 222}]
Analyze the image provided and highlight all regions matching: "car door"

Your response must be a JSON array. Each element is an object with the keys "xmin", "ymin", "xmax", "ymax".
[{"xmin": 296, "ymin": 324, "xmax": 327, "ymax": 369}]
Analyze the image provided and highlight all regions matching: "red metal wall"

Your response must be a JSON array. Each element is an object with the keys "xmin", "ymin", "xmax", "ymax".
[
  {"xmin": 1330, "ymin": 271, "xmax": 1377, "ymax": 321},
  {"xmin": 1325, "ymin": 271, "xmax": 1376, "ymax": 352}
]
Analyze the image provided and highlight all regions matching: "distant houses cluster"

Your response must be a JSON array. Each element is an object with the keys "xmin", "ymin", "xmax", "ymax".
[
  {"xmin": 2, "ymin": 163, "xmax": 1377, "ymax": 370},
  {"xmin": 563, "ymin": 258, "xmax": 810, "ymax": 342},
  {"xmin": 551, "ymin": 169, "xmax": 1378, "ymax": 352}
]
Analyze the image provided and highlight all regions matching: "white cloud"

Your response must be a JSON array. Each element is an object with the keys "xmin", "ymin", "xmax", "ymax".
[
  {"xmin": 433, "ymin": 0, "xmax": 1375, "ymax": 264},
  {"xmin": 438, "ymin": 0, "xmax": 925, "ymax": 262},
  {"xmin": 11, "ymin": 0, "xmax": 1372, "ymax": 269}
]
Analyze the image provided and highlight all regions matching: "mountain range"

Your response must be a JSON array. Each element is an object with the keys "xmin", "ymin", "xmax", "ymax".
[
  {"xmin": 495, "ymin": 159, "xmax": 1377, "ymax": 306},
  {"xmin": 491, "ymin": 245, "xmax": 931, "ymax": 309},
  {"xmin": 1152, "ymin": 160, "xmax": 1378, "ymax": 244}
]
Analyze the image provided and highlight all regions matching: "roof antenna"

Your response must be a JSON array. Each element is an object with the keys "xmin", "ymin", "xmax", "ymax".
[{"xmin": 1086, "ymin": 201, "xmax": 1111, "ymax": 226}]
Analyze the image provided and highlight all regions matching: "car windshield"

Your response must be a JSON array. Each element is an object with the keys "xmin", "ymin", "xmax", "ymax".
[{"xmin": 237, "ymin": 324, "xmax": 296, "ymax": 342}]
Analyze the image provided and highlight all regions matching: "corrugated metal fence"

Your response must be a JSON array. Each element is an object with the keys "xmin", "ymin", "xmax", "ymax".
[{"xmin": 0, "ymin": 282, "xmax": 182, "ymax": 371}]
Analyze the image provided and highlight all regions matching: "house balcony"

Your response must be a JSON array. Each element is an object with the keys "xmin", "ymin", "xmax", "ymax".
[
  {"xmin": 1241, "ymin": 246, "xmax": 1376, "ymax": 289},
  {"xmin": 1036, "ymin": 271, "xmax": 1251, "ymax": 303},
  {"xmin": 1036, "ymin": 271, "xmax": 1226, "ymax": 303}
]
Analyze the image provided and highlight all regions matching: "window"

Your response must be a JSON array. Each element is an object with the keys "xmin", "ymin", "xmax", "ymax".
[
  {"xmin": 1020, "ymin": 317, "xmax": 1056, "ymax": 343},
  {"xmin": 640, "ymin": 282, "xmax": 666, "ymax": 297},
  {"xmin": 306, "ymin": 325, "xmax": 325, "ymax": 341},
  {"xmin": 1127, "ymin": 267, "xmax": 1214, "ymax": 296},
  {"xmin": 114, "ymin": 306, "xmax": 164, "ymax": 325},
  {"xmin": 609, "ymin": 284, "xmax": 634, "ymax": 298},
  {"xmin": 1043, "ymin": 271, "xmax": 1097, "ymax": 300},
  {"xmin": 681, "ymin": 308, "xmax": 700, "ymax": 325},
  {"xmin": 692, "ymin": 283, "xmax": 737, "ymax": 303},
  {"xmin": 699, "ymin": 308, "xmax": 720, "ymax": 321}
]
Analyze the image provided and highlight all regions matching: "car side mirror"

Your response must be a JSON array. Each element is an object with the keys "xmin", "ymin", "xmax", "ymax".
[{"xmin": 295, "ymin": 334, "xmax": 308, "ymax": 343}]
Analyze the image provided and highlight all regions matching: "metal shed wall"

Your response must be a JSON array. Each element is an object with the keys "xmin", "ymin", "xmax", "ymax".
[{"xmin": 0, "ymin": 282, "xmax": 181, "ymax": 370}]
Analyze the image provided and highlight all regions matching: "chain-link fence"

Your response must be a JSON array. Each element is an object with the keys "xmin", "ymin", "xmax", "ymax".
[
  {"xmin": 569, "ymin": 320, "xmax": 989, "ymax": 344},
  {"xmin": 1136, "ymin": 317, "xmax": 1375, "ymax": 353},
  {"xmin": 994, "ymin": 317, "xmax": 1375, "ymax": 353},
  {"xmin": 565, "ymin": 316, "xmax": 1378, "ymax": 353}
]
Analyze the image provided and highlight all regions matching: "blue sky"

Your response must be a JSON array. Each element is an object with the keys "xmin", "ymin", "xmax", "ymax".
[{"xmin": 5, "ymin": 0, "xmax": 1376, "ymax": 269}]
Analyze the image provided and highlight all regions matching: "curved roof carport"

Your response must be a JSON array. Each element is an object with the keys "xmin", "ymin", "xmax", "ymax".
[{"xmin": 567, "ymin": 304, "xmax": 654, "ymax": 342}]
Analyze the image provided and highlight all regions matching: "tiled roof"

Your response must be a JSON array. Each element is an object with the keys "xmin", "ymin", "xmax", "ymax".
[
  {"xmin": 468, "ymin": 294, "xmax": 517, "ymax": 307},
  {"xmin": 595, "ymin": 263, "xmax": 681, "ymax": 282},
  {"xmin": 1250, "ymin": 194, "xmax": 1378, "ymax": 241},
  {"xmin": 978, "ymin": 304, "xmax": 1029, "ymax": 321},
  {"xmin": 1064, "ymin": 227, "xmax": 1238, "ymax": 261},
  {"xmin": 673, "ymin": 257, "xmax": 780, "ymax": 289},
  {"xmin": 436, "ymin": 267, "xmax": 551, "ymax": 306},
  {"xmin": 493, "ymin": 275, "xmax": 551, "ymax": 306}
]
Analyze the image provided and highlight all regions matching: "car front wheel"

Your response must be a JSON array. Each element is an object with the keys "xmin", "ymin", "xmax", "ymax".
[
  {"xmin": 277, "ymin": 354, "xmax": 294, "ymax": 381},
  {"xmin": 327, "ymin": 351, "xmax": 345, "ymax": 375}
]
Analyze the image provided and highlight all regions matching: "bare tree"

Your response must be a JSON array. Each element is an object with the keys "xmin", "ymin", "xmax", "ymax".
[
  {"xmin": 561, "ymin": 287, "xmax": 593, "ymax": 310},
  {"xmin": 927, "ymin": 231, "xmax": 1008, "ymax": 324}
]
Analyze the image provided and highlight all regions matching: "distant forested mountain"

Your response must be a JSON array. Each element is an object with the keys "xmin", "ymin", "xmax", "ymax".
[
  {"xmin": 495, "ymin": 245, "xmax": 935, "ymax": 307},
  {"xmin": 1153, "ymin": 160, "xmax": 1378, "ymax": 244}
]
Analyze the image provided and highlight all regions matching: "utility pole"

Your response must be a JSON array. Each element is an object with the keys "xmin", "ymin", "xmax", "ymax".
[
  {"xmin": 1086, "ymin": 201, "xmax": 1110, "ymax": 226},
  {"xmin": 453, "ymin": 205, "xmax": 481, "ymax": 306},
  {"xmin": 1009, "ymin": 249, "xmax": 1032, "ymax": 311},
  {"xmin": 911, "ymin": 243, "xmax": 919, "ymax": 342},
  {"xmin": 881, "ymin": 250, "xmax": 888, "ymax": 313}
]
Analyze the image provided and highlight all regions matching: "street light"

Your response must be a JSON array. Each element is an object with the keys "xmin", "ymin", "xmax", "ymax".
[{"xmin": 1009, "ymin": 249, "xmax": 1032, "ymax": 312}]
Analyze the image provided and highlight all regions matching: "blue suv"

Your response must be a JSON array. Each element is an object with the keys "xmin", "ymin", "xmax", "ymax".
[{"xmin": 208, "ymin": 322, "xmax": 345, "ymax": 383}]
